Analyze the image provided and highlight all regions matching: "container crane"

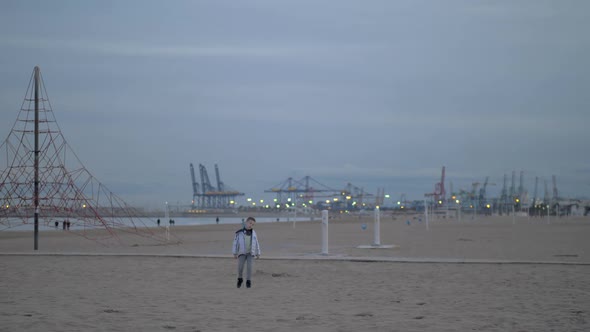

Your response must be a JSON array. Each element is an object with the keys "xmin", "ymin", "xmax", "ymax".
[
  {"xmin": 215, "ymin": 164, "xmax": 225, "ymax": 192},
  {"xmin": 518, "ymin": 171, "xmax": 526, "ymax": 200},
  {"xmin": 265, "ymin": 176, "xmax": 338, "ymax": 207},
  {"xmin": 530, "ymin": 176, "xmax": 540, "ymax": 216},
  {"xmin": 509, "ymin": 171, "xmax": 516, "ymax": 202},
  {"xmin": 470, "ymin": 182, "xmax": 480, "ymax": 210},
  {"xmin": 189, "ymin": 163, "xmax": 200, "ymax": 209},
  {"xmin": 532, "ymin": 176, "xmax": 539, "ymax": 205},
  {"xmin": 189, "ymin": 163, "xmax": 244, "ymax": 210},
  {"xmin": 499, "ymin": 174, "xmax": 508, "ymax": 215},
  {"xmin": 477, "ymin": 176, "xmax": 496, "ymax": 214},
  {"xmin": 199, "ymin": 164, "xmax": 215, "ymax": 207},
  {"xmin": 552, "ymin": 175, "xmax": 560, "ymax": 215},
  {"xmin": 517, "ymin": 170, "xmax": 528, "ymax": 210},
  {"xmin": 341, "ymin": 182, "xmax": 375, "ymax": 209},
  {"xmin": 478, "ymin": 177, "xmax": 487, "ymax": 206},
  {"xmin": 396, "ymin": 193, "xmax": 412, "ymax": 210},
  {"xmin": 542, "ymin": 179, "xmax": 554, "ymax": 216},
  {"xmin": 552, "ymin": 175, "xmax": 559, "ymax": 201},
  {"xmin": 424, "ymin": 166, "xmax": 446, "ymax": 206}
]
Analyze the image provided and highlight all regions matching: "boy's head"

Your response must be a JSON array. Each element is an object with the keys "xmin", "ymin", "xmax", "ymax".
[{"xmin": 245, "ymin": 217, "xmax": 256, "ymax": 230}]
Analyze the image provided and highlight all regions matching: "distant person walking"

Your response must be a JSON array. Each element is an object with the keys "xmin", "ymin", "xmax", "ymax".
[
  {"xmin": 232, "ymin": 217, "xmax": 261, "ymax": 288},
  {"xmin": 216, "ymin": 216, "xmax": 219, "ymax": 224}
]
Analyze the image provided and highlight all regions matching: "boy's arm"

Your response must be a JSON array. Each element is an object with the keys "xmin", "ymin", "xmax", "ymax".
[
  {"xmin": 232, "ymin": 233, "xmax": 239, "ymax": 256},
  {"xmin": 254, "ymin": 231, "xmax": 261, "ymax": 257}
]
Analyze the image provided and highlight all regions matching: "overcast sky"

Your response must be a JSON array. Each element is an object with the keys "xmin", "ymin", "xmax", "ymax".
[{"xmin": 1, "ymin": 0, "xmax": 589, "ymax": 208}]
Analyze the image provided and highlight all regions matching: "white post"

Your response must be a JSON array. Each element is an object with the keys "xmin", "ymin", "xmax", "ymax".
[
  {"xmin": 512, "ymin": 203, "xmax": 515, "ymax": 225},
  {"xmin": 164, "ymin": 201, "xmax": 172, "ymax": 240},
  {"xmin": 373, "ymin": 207, "xmax": 381, "ymax": 246},
  {"xmin": 321, "ymin": 210, "xmax": 329, "ymax": 255}
]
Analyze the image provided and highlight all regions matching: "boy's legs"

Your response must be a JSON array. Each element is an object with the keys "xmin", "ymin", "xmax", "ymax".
[
  {"xmin": 237, "ymin": 254, "xmax": 249, "ymax": 288},
  {"xmin": 245, "ymin": 254, "xmax": 253, "ymax": 281},
  {"xmin": 237, "ymin": 254, "xmax": 247, "ymax": 278}
]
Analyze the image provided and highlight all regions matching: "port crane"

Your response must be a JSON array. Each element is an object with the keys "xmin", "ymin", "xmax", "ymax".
[
  {"xmin": 424, "ymin": 166, "xmax": 446, "ymax": 206},
  {"xmin": 264, "ymin": 176, "xmax": 337, "ymax": 207},
  {"xmin": 189, "ymin": 163, "xmax": 243, "ymax": 209}
]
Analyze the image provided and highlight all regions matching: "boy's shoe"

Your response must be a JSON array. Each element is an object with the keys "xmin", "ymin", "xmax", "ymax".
[
  {"xmin": 246, "ymin": 280, "xmax": 251, "ymax": 288},
  {"xmin": 237, "ymin": 278, "xmax": 243, "ymax": 288}
]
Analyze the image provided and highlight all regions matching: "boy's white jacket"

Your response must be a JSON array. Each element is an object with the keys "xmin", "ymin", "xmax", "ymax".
[{"xmin": 232, "ymin": 228, "xmax": 261, "ymax": 256}]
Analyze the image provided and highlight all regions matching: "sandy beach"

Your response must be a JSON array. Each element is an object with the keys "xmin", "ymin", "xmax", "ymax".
[{"xmin": 1, "ymin": 214, "xmax": 589, "ymax": 331}]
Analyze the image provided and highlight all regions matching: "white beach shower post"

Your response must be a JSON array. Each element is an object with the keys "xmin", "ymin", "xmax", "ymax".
[
  {"xmin": 321, "ymin": 210, "xmax": 329, "ymax": 255},
  {"xmin": 373, "ymin": 206, "xmax": 381, "ymax": 246},
  {"xmin": 357, "ymin": 206, "xmax": 395, "ymax": 250}
]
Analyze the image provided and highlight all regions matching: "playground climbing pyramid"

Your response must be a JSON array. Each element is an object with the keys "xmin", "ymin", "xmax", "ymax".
[{"xmin": 0, "ymin": 67, "xmax": 169, "ymax": 245}]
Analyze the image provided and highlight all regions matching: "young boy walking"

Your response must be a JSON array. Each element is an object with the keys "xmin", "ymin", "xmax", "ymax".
[{"xmin": 232, "ymin": 216, "xmax": 261, "ymax": 288}]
